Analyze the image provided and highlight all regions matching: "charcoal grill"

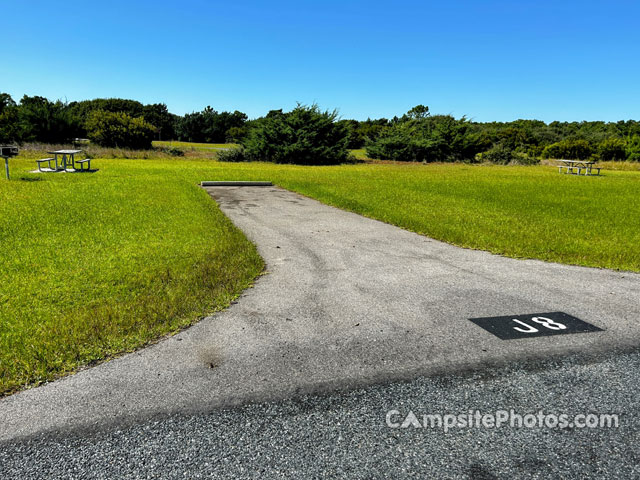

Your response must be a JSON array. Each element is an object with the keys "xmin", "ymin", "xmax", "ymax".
[{"xmin": 1, "ymin": 145, "xmax": 18, "ymax": 179}]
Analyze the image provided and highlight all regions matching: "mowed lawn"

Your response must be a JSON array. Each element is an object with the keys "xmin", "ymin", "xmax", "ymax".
[
  {"xmin": 1, "ymin": 155, "xmax": 639, "ymax": 394},
  {"xmin": 0, "ymin": 159, "xmax": 264, "ymax": 395}
]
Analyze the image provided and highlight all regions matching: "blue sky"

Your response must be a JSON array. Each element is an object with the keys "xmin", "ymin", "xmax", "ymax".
[{"xmin": 2, "ymin": 0, "xmax": 639, "ymax": 122}]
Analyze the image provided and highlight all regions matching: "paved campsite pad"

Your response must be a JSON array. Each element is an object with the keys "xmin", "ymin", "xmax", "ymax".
[{"xmin": 1, "ymin": 186, "xmax": 639, "ymax": 441}]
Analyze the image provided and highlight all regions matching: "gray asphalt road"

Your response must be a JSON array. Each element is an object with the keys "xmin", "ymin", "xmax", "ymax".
[
  {"xmin": 1, "ymin": 349, "xmax": 638, "ymax": 479},
  {"xmin": 1, "ymin": 186, "xmax": 639, "ymax": 442}
]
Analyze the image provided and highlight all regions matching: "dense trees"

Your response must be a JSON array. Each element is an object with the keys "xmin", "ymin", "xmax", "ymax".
[
  {"xmin": 16, "ymin": 95, "xmax": 80, "ymax": 143},
  {"xmin": 541, "ymin": 139, "xmax": 592, "ymax": 160},
  {"xmin": 337, "ymin": 118, "xmax": 390, "ymax": 149},
  {"xmin": 0, "ymin": 94, "xmax": 178, "ymax": 146},
  {"xmin": 2, "ymin": 92, "xmax": 640, "ymax": 161},
  {"xmin": 366, "ymin": 114, "xmax": 486, "ymax": 162},
  {"xmin": 174, "ymin": 107, "xmax": 247, "ymax": 143},
  {"xmin": 0, "ymin": 94, "xmax": 179, "ymax": 146},
  {"xmin": 0, "ymin": 94, "xmax": 20, "ymax": 143},
  {"xmin": 365, "ymin": 108, "xmax": 640, "ymax": 163}
]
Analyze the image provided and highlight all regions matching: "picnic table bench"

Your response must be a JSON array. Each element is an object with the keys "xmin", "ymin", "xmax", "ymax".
[
  {"xmin": 36, "ymin": 158, "xmax": 56, "ymax": 171},
  {"xmin": 74, "ymin": 158, "xmax": 92, "ymax": 171},
  {"xmin": 556, "ymin": 159, "xmax": 601, "ymax": 176},
  {"xmin": 36, "ymin": 150, "xmax": 91, "ymax": 172}
]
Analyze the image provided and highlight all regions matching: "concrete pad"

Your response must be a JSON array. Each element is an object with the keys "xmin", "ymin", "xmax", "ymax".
[
  {"xmin": 201, "ymin": 181, "xmax": 272, "ymax": 186},
  {"xmin": 1, "ymin": 185, "xmax": 639, "ymax": 441},
  {"xmin": 28, "ymin": 169, "xmax": 99, "ymax": 174}
]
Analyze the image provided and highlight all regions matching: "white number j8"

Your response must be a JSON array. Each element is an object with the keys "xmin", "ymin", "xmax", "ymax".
[{"xmin": 512, "ymin": 316, "xmax": 567, "ymax": 333}]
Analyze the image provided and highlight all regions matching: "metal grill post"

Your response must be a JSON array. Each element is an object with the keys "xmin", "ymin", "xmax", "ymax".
[{"xmin": 0, "ymin": 145, "xmax": 19, "ymax": 179}]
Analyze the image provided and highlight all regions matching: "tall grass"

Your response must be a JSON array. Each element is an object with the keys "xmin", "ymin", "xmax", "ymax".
[
  {"xmin": 153, "ymin": 141, "xmax": 236, "ymax": 152},
  {"xmin": 18, "ymin": 142, "xmax": 230, "ymax": 160}
]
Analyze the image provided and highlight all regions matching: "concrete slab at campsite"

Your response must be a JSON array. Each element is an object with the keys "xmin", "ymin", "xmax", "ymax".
[{"xmin": 1, "ymin": 185, "xmax": 639, "ymax": 441}]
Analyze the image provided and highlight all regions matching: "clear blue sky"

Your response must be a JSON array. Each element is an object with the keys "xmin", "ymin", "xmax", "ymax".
[{"xmin": 2, "ymin": 0, "xmax": 639, "ymax": 122}]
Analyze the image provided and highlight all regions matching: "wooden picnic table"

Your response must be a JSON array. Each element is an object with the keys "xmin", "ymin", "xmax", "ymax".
[
  {"xmin": 48, "ymin": 149, "xmax": 82, "ymax": 171},
  {"xmin": 556, "ymin": 159, "xmax": 601, "ymax": 176}
]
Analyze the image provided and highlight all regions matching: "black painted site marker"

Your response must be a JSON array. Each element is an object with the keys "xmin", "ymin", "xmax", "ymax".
[{"xmin": 469, "ymin": 312, "xmax": 603, "ymax": 340}]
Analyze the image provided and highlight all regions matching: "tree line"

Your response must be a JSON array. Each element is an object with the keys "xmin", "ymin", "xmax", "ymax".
[
  {"xmin": 0, "ymin": 94, "xmax": 247, "ymax": 149},
  {"xmin": 1, "ymin": 93, "xmax": 639, "ymax": 163},
  {"xmin": 358, "ymin": 106, "xmax": 640, "ymax": 163}
]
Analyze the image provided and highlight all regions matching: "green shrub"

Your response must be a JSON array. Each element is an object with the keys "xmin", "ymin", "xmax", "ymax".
[
  {"xmin": 475, "ymin": 144, "xmax": 539, "ymax": 165},
  {"xmin": 366, "ymin": 113, "xmax": 485, "ymax": 163},
  {"xmin": 225, "ymin": 126, "xmax": 248, "ymax": 143},
  {"xmin": 216, "ymin": 146, "xmax": 248, "ymax": 162},
  {"xmin": 626, "ymin": 135, "xmax": 640, "ymax": 162},
  {"xmin": 542, "ymin": 139, "xmax": 592, "ymax": 160},
  {"xmin": 598, "ymin": 138, "xmax": 626, "ymax": 161},
  {"xmin": 525, "ymin": 144, "xmax": 545, "ymax": 158},
  {"xmin": 157, "ymin": 146, "xmax": 184, "ymax": 156},
  {"xmin": 85, "ymin": 110, "xmax": 155, "ymax": 149},
  {"xmin": 477, "ymin": 142, "xmax": 515, "ymax": 165},
  {"xmin": 511, "ymin": 152, "xmax": 540, "ymax": 165},
  {"xmin": 242, "ymin": 104, "xmax": 350, "ymax": 165}
]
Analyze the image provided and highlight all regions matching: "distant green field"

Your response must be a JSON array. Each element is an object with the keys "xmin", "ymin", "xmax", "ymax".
[
  {"xmin": 153, "ymin": 141, "xmax": 236, "ymax": 151},
  {"xmin": 2, "ymin": 153, "xmax": 639, "ymax": 395}
]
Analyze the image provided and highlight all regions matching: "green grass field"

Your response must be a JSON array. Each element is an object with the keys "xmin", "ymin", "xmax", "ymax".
[
  {"xmin": 2, "ymin": 152, "xmax": 639, "ymax": 395},
  {"xmin": 0, "ymin": 158, "xmax": 264, "ymax": 395}
]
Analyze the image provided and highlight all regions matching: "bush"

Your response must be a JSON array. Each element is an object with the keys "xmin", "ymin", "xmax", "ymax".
[
  {"xmin": 242, "ymin": 104, "xmax": 350, "ymax": 165},
  {"xmin": 157, "ymin": 146, "xmax": 184, "ymax": 156},
  {"xmin": 511, "ymin": 152, "xmax": 540, "ymax": 165},
  {"xmin": 542, "ymin": 139, "xmax": 592, "ymax": 160},
  {"xmin": 475, "ymin": 144, "xmax": 539, "ymax": 165},
  {"xmin": 366, "ymin": 113, "xmax": 485, "ymax": 163},
  {"xmin": 216, "ymin": 146, "xmax": 248, "ymax": 162},
  {"xmin": 225, "ymin": 126, "xmax": 248, "ymax": 143},
  {"xmin": 626, "ymin": 135, "xmax": 640, "ymax": 162},
  {"xmin": 598, "ymin": 138, "xmax": 626, "ymax": 161},
  {"xmin": 477, "ymin": 142, "xmax": 515, "ymax": 165},
  {"xmin": 85, "ymin": 110, "xmax": 155, "ymax": 149},
  {"xmin": 525, "ymin": 144, "xmax": 545, "ymax": 158}
]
